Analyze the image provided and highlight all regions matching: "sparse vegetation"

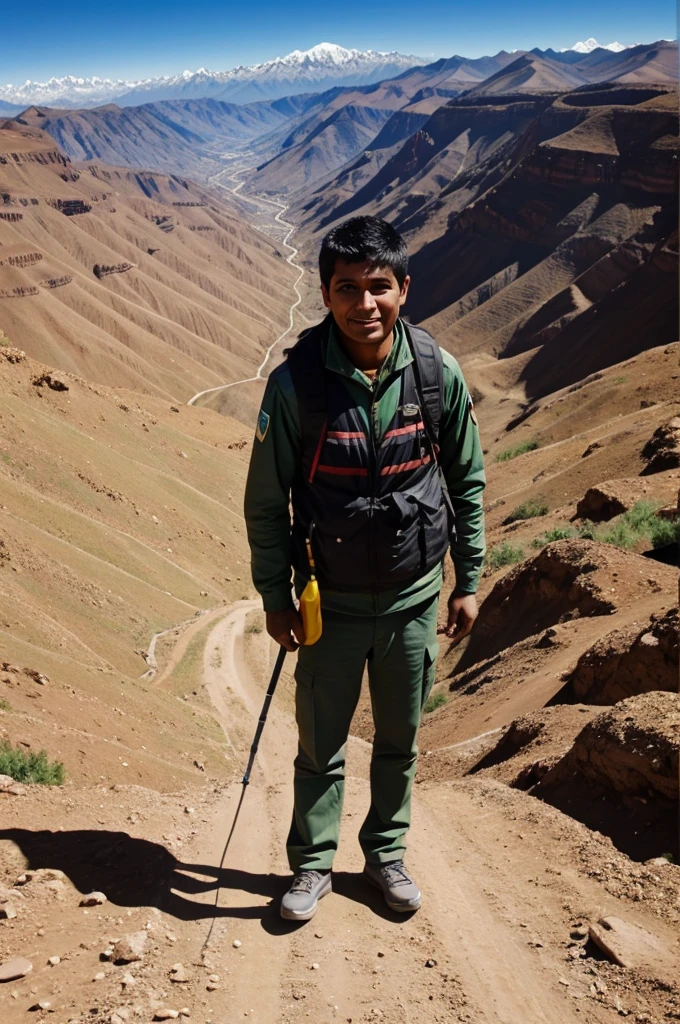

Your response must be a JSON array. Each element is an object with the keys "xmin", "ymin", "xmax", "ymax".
[
  {"xmin": 506, "ymin": 499, "xmax": 549, "ymax": 523},
  {"xmin": 531, "ymin": 527, "xmax": 575, "ymax": 548},
  {"xmin": 0, "ymin": 741, "xmax": 64, "ymax": 784},
  {"xmin": 495, "ymin": 439, "xmax": 539, "ymax": 462},
  {"xmin": 245, "ymin": 621, "xmax": 263, "ymax": 635},
  {"xmin": 613, "ymin": 376, "xmax": 627, "ymax": 384},
  {"xmin": 601, "ymin": 500, "xmax": 665, "ymax": 550},
  {"xmin": 0, "ymin": 698, "xmax": 11, "ymax": 711},
  {"xmin": 0, "ymin": 330, "xmax": 10, "ymax": 347},
  {"xmin": 424, "ymin": 692, "xmax": 447, "ymax": 713},
  {"xmin": 487, "ymin": 542, "xmax": 525, "ymax": 570}
]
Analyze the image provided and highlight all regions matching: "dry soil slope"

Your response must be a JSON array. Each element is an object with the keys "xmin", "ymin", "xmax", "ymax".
[
  {"xmin": 0, "ymin": 344, "xmax": 258, "ymax": 789},
  {"xmin": 0, "ymin": 120, "xmax": 297, "ymax": 400}
]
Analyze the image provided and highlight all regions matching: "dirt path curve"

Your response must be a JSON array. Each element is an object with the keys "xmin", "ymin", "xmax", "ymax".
[
  {"xmin": 166, "ymin": 602, "xmax": 617, "ymax": 1024},
  {"xmin": 186, "ymin": 171, "xmax": 305, "ymax": 407}
]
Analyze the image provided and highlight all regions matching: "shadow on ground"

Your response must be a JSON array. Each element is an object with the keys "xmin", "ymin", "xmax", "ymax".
[{"xmin": 0, "ymin": 831, "xmax": 416, "ymax": 926}]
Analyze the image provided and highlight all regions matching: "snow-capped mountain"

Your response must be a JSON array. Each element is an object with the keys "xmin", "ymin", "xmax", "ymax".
[
  {"xmin": 564, "ymin": 39, "xmax": 631, "ymax": 54},
  {"xmin": 0, "ymin": 43, "xmax": 422, "ymax": 110}
]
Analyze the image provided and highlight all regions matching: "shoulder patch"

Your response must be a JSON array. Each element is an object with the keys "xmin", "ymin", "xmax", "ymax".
[
  {"xmin": 467, "ymin": 394, "xmax": 478, "ymax": 426},
  {"xmin": 255, "ymin": 408, "xmax": 271, "ymax": 443}
]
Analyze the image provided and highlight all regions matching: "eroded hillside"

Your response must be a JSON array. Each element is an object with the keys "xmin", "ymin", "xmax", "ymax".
[{"xmin": 0, "ymin": 121, "xmax": 297, "ymax": 399}]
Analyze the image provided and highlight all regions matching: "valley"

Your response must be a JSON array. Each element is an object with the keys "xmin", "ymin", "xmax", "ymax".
[{"xmin": 1, "ymin": 36, "xmax": 679, "ymax": 1024}]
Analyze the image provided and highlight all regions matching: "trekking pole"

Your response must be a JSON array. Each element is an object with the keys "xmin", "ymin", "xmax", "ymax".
[{"xmin": 201, "ymin": 644, "xmax": 287, "ymax": 954}]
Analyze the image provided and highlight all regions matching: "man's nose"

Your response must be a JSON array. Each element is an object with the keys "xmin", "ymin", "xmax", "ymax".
[{"xmin": 355, "ymin": 290, "xmax": 377, "ymax": 310}]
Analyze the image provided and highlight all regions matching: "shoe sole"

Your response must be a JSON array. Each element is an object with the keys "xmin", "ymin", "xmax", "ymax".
[
  {"xmin": 280, "ymin": 877, "xmax": 332, "ymax": 921},
  {"xmin": 363, "ymin": 871, "xmax": 422, "ymax": 913}
]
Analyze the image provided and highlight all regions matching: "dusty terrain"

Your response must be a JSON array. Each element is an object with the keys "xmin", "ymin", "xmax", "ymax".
[{"xmin": 1, "ymin": 54, "xmax": 679, "ymax": 1024}]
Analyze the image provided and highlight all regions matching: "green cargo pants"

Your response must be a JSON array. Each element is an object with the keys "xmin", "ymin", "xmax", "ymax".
[{"xmin": 286, "ymin": 594, "xmax": 439, "ymax": 872}]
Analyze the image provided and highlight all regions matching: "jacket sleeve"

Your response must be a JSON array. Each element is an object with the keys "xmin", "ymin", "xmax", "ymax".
[
  {"xmin": 437, "ymin": 350, "xmax": 486, "ymax": 594},
  {"xmin": 243, "ymin": 367, "xmax": 300, "ymax": 612}
]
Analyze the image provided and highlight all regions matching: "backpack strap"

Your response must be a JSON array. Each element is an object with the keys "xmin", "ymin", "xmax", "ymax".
[
  {"xmin": 286, "ymin": 314, "xmax": 333, "ymax": 483},
  {"xmin": 403, "ymin": 321, "xmax": 444, "ymax": 446}
]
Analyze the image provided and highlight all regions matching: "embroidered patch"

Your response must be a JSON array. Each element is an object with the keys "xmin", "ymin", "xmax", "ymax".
[
  {"xmin": 255, "ymin": 408, "xmax": 271, "ymax": 443},
  {"xmin": 467, "ymin": 394, "xmax": 478, "ymax": 426}
]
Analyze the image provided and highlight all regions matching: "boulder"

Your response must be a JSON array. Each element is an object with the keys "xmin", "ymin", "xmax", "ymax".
[
  {"xmin": 112, "ymin": 931, "xmax": 147, "ymax": 964},
  {"xmin": 569, "ymin": 608, "xmax": 678, "ymax": 704},
  {"xmin": 640, "ymin": 417, "xmax": 680, "ymax": 475}
]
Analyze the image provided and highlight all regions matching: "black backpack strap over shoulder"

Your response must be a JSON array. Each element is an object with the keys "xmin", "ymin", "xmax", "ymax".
[
  {"xmin": 403, "ymin": 321, "xmax": 444, "ymax": 445},
  {"xmin": 286, "ymin": 314, "xmax": 332, "ymax": 482}
]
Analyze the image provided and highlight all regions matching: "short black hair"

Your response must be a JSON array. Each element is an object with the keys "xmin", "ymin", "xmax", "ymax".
[{"xmin": 319, "ymin": 216, "xmax": 408, "ymax": 289}]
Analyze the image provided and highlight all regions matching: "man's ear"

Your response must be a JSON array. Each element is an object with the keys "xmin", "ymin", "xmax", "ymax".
[
  {"xmin": 321, "ymin": 282, "xmax": 332, "ymax": 309},
  {"xmin": 399, "ymin": 275, "xmax": 411, "ymax": 306}
]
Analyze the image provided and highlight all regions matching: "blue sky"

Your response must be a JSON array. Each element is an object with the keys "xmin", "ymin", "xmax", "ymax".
[{"xmin": 2, "ymin": 0, "xmax": 675, "ymax": 82}]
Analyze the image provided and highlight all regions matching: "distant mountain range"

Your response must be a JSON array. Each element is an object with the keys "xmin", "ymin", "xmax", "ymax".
[
  {"xmin": 0, "ymin": 39, "xmax": 646, "ymax": 111},
  {"xmin": 0, "ymin": 44, "xmax": 421, "ymax": 110}
]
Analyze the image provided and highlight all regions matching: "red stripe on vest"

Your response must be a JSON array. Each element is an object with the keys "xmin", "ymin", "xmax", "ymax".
[
  {"xmin": 383, "ymin": 421, "xmax": 424, "ymax": 439},
  {"xmin": 308, "ymin": 420, "xmax": 327, "ymax": 483},
  {"xmin": 327, "ymin": 430, "xmax": 366, "ymax": 440},
  {"xmin": 380, "ymin": 454, "xmax": 431, "ymax": 476},
  {"xmin": 317, "ymin": 464, "xmax": 369, "ymax": 477}
]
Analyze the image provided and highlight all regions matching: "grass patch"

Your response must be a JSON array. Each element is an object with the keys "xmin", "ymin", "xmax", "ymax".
[
  {"xmin": 0, "ymin": 698, "xmax": 11, "ymax": 712},
  {"xmin": 600, "ymin": 500, "xmax": 665, "ymax": 550},
  {"xmin": 0, "ymin": 330, "xmax": 10, "ymax": 348},
  {"xmin": 506, "ymin": 499, "xmax": 549, "ymax": 523},
  {"xmin": 495, "ymin": 439, "xmax": 539, "ymax": 463},
  {"xmin": 612, "ymin": 376, "xmax": 627, "ymax": 384},
  {"xmin": 0, "ymin": 741, "xmax": 64, "ymax": 784},
  {"xmin": 531, "ymin": 527, "xmax": 575, "ymax": 548},
  {"xmin": 423, "ymin": 692, "xmax": 447, "ymax": 713},
  {"xmin": 487, "ymin": 542, "xmax": 525, "ymax": 570},
  {"xmin": 245, "ymin": 621, "xmax": 263, "ymax": 635}
]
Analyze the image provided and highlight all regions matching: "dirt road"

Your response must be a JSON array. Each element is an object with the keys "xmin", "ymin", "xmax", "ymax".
[{"xmin": 159, "ymin": 602, "xmax": 656, "ymax": 1024}]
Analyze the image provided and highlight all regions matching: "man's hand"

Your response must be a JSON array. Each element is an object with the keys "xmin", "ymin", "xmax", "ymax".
[
  {"xmin": 266, "ymin": 608, "xmax": 306, "ymax": 652},
  {"xmin": 440, "ymin": 591, "xmax": 478, "ymax": 646}
]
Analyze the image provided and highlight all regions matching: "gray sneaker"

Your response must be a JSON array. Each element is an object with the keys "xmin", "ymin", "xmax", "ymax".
[
  {"xmin": 363, "ymin": 860, "xmax": 422, "ymax": 913},
  {"xmin": 280, "ymin": 870, "xmax": 332, "ymax": 921}
]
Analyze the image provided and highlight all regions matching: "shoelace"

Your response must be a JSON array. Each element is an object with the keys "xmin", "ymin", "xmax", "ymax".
[
  {"xmin": 379, "ymin": 862, "xmax": 412, "ymax": 888},
  {"xmin": 290, "ymin": 870, "xmax": 324, "ymax": 894}
]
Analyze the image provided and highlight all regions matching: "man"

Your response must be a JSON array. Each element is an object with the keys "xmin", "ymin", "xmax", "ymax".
[{"xmin": 244, "ymin": 216, "xmax": 485, "ymax": 921}]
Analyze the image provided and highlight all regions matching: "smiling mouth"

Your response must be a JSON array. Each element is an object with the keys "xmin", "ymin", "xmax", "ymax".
[{"xmin": 350, "ymin": 318, "xmax": 381, "ymax": 324}]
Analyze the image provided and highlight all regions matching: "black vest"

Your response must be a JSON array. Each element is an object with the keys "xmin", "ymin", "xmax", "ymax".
[{"xmin": 287, "ymin": 316, "xmax": 455, "ymax": 592}]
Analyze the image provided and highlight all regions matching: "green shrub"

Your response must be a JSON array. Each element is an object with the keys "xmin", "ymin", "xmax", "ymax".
[
  {"xmin": 600, "ymin": 500, "xmax": 665, "ymax": 550},
  {"xmin": 650, "ymin": 517, "xmax": 680, "ymax": 549},
  {"xmin": 245, "ymin": 621, "xmax": 263, "ymax": 635},
  {"xmin": 495, "ymin": 439, "xmax": 539, "ymax": 463},
  {"xmin": 0, "ymin": 741, "xmax": 64, "ymax": 784},
  {"xmin": 576, "ymin": 521, "xmax": 597, "ymax": 540},
  {"xmin": 506, "ymin": 499, "xmax": 549, "ymax": 523},
  {"xmin": 530, "ymin": 527, "xmax": 576, "ymax": 549},
  {"xmin": 423, "ymin": 692, "xmax": 447, "ymax": 713},
  {"xmin": 0, "ymin": 698, "xmax": 11, "ymax": 712},
  {"xmin": 487, "ymin": 542, "xmax": 525, "ymax": 570},
  {"xmin": 0, "ymin": 330, "xmax": 10, "ymax": 348},
  {"xmin": 612, "ymin": 376, "xmax": 627, "ymax": 384}
]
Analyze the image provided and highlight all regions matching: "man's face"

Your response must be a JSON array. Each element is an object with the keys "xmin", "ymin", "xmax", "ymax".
[{"xmin": 321, "ymin": 259, "xmax": 410, "ymax": 346}]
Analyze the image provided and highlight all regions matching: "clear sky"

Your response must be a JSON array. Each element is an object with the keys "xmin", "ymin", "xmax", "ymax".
[{"xmin": 2, "ymin": 0, "xmax": 676, "ymax": 82}]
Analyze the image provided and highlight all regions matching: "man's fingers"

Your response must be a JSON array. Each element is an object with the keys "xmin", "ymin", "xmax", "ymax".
[{"xmin": 276, "ymin": 632, "xmax": 299, "ymax": 652}]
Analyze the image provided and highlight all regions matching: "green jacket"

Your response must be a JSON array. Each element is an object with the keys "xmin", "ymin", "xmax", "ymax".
[{"xmin": 244, "ymin": 319, "xmax": 486, "ymax": 616}]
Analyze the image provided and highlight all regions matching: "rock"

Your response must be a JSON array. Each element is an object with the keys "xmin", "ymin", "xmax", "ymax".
[
  {"xmin": 24, "ymin": 669, "xmax": 49, "ymax": 686},
  {"xmin": 154, "ymin": 1010, "xmax": 179, "ymax": 1020},
  {"xmin": 29, "ymin": 1000, "xmax": 52, "ymax": 1011},
  {"xmin": 14, "ymin": 873, "xmax": 32, "ymax": 885},
  {"xmin": 232, "ymin": 940, "xmax": 241, "ymax": 948},
  {"xmin": 121, "ymin": 973, "xmax": 136, "ymax": 987},
  {"xmin": 206, "ymin": 983, "xmax": 218, "ymax": 991},
  {"xmin": 581, "ymin": 441, "xmax": 603, "ymax": 459},
  {"xmin": 47, "ymin": 956, "xmax": 60, "ymax": 966},
  {"xmin": 641, "ymin": 417, "xmax": 680, "ymax": 474},
  {"xmin": 0, "ymin": 775, "xmax": 26, "ymax": 795},
  {"xmin": 311, "ymin": 963, "xmax": 320, "ymax": 970},
  {"xmin": 535, "ymin": 691, "xmax": 680, "ymax": 802},
  {"xmin": 94, "ymin": 971, "xmax": 106, "ymax": 981},
  {"xmin": 32, "ymin": 373, "xmax": 69, "ymax": 392},
  {"xmin": 80, "ymin": 892, "xmax": 107, "ymax": 907},
  {"xmin": 208, "ymin": 975, "xmax": 219, "ymax": 983},
  {"xmin": 169, "ymin": 964, "xmax": 189, "ymax": 983},
  {"xmin": 424, "ymin": 958, "xmax": 438, "ymax": 968},
  {"xmin": 0, "ymin": 956, "xmax": 33, "ymax": 981},
  {"xmin": 569, "ymin": 609, "xmax": 678, "ymax": 705},
  {"xmin": 112, "ymin": 931, "xmax": 147, "ymax": 963},
  {"xmin": 0, "ymin": 902, "xmax": 17, "ymax": 919},
  {"xmin": 589, "ymin": 916, "xmax": 671, "ymax": 972},
  {"xmin": 179, "ymin": 1010, "xmax": 190, "ymax": 1018}
]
